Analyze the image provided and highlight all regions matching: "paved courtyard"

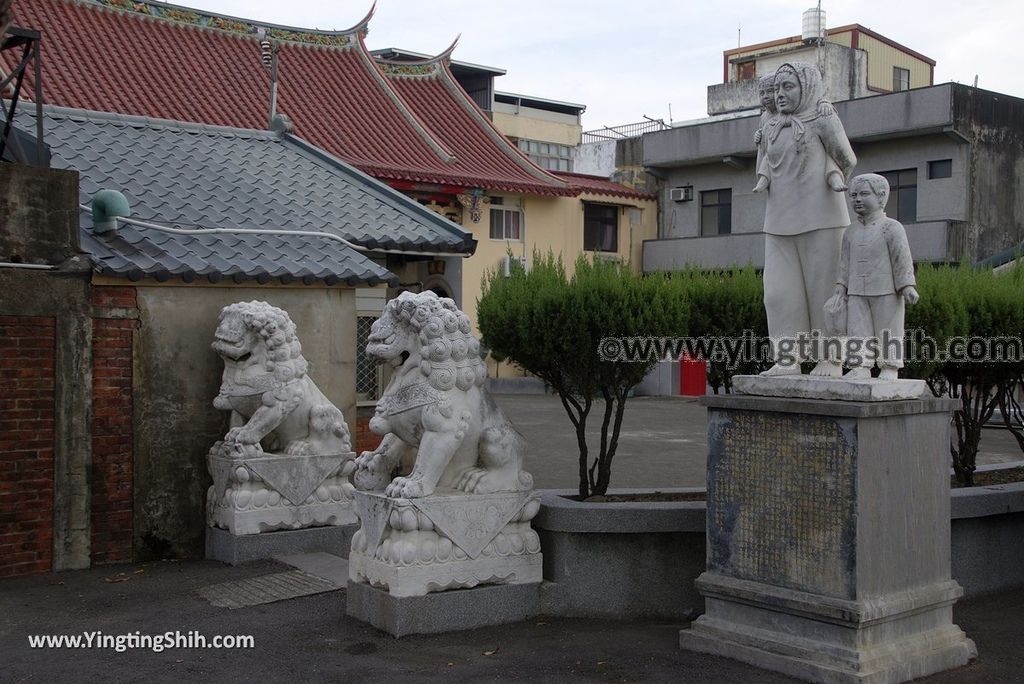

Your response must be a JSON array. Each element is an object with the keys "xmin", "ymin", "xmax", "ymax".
[
  {"xmin": 496, "ymin": 393, "xmax": 1024, "ymax": 490},
  {"xmin": 2, "ymin": 393, "xmax": 1021, "ymax": 683}
]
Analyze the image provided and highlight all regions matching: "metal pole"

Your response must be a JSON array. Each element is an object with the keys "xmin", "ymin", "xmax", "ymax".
[
  {"xmin": 33, "ymin": 34, "xmax": 42, "ymax": 166},
  {"xmin": 268, "ymin": 42, "xmax": 278, "ymax": 128}
]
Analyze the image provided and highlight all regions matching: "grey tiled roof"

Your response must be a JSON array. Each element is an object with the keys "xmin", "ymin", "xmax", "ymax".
[{"xmin": 16, "ymin": 106, "xmax": 475, "ymax": 284}]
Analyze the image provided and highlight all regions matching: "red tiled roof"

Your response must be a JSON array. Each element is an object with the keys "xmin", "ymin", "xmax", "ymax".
[
  {"xmin": 7, "ymin": 0, "xmax": 577, "ymax": 195},
  {"xmin": 554, "ymin": 172, "xmax": 657, "ymax": 201}
]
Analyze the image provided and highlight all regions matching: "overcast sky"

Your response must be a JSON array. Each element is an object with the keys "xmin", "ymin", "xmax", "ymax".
[{"xmin": 181, "ymin": 0, "xmax": 1022, "ymax": 130}]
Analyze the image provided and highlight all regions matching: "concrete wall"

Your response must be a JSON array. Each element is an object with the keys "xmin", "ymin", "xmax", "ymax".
[
  {"xmin": 491, "ymin": 109, "xmax": 582, "ymax": 147},
  {"xmin": 0, "ymin": 165, "xmax": 92, "ymax": 575},
  {"xmin": 0, "ymin": 164, "xmax": 79, "ymax": 265},
  {"xmin": 954, "ymin": 86, "xmax": 1024, "ymax": 260},
  {"xmin": 129, "ymin": 284, "xmax": 357, "ymax": 559},
  {"xmin": 574, "ymin": 140, "xmax": 616, "ymax": 177},
  {"xmin": 643, "ymin": 85, "xmax": 1023, "ymax": 268},
  {"xmin": 709, "ymin": 43, "xmax": 869, "ymax": 116}
]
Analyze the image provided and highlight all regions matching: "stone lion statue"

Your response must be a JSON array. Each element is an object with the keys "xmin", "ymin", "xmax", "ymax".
[
  {"xmin": 212, "ymin": 300, "xmax": 352, "ymax": 456},
  {"xmin": 353, "ymin": 291, "xmax": 531, "ymax": 498}
]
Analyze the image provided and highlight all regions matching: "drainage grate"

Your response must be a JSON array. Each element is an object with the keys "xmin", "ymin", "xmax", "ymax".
[{"xmin": 196, "ymin": 571, "xmax": 339, "ymax": 609}]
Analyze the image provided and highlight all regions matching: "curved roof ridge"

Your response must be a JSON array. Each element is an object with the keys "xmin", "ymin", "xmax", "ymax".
[
  {"xmin": 434, "ymin": 60, "xmax": 570, "ymax": 189},
  {"xmin": 82, "ymin": 0, "xmax": 372, "ymax": 47},
  {"xmin": 373, "ymin": 35, "xmax": 460, "ymax": 75},
  {"xmin": 351, "ymin": 31, "xmax": 459, "ymax": 165}
]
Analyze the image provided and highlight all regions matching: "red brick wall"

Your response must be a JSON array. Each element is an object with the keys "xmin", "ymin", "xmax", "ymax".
[
  {"xmin": 354, "ymin": 410, "xmax": 382, "ymax": 454},
  {"xmin": 90, "ymin": 287, "xmax": 137, "ymax": 565},
  {"xmin": 0, "ymin": 316, "xmax": 56, "ymax": 577}
]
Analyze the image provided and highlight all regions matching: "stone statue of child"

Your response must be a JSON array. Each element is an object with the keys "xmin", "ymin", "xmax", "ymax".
[
  {"xmin": 753, "ymin": 74, "xmax": 841, "ymax": 194},
  {"xmin": 833, "ymin": 173, "xmax": 919, "ymax": 380},
  {"xmin": 757, "ymin": 62, "xmax": 857, "ymax": 377}
]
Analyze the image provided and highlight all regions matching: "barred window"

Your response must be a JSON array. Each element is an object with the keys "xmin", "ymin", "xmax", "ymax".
[{"xmin": 356, "ymin": 316, "xmax": 381, "ymax": 402}]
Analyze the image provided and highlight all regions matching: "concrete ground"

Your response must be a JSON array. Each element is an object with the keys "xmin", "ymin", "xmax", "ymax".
[
  {"xmin": 1, "ymin": 556, "xmax": 1021, "ymax": 683},
  {"xmin": 3, "ymin": 393, "xmax": 1021, "ymax": 682},
  {"xmin": 497, "ymin": 394, "xmax": 1024, "ymax": 490}
]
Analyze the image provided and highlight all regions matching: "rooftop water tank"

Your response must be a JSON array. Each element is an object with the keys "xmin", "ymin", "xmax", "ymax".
[{"xmin": 802, "ymin": 7, "xmax": 826, "ymax": 42}]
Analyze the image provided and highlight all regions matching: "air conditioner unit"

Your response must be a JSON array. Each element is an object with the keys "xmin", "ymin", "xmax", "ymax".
[
  {"xmin": 502, "ymin": 254, "xmax": 528, "ymax": 276},
  {"xmin": 670, "ymin": 186, "xmax": 694, "ymax": 202}
]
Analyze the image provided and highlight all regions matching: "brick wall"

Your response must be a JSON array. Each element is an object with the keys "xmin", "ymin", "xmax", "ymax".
[
  {"xmin": 90, "ymin": 287, "xmax": 137, "ymax": 565},
  {"xmin": 0, "ymin": 316, "xmax": 56, "ymax": 577},
  {"xmin": 354, "ymin": 408, "xmax": 382, "ymax": 454}
]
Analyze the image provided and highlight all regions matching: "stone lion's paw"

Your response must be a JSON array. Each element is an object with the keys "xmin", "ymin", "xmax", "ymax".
[
  {"xmin": 385, "ymin": 476, "xmax": 427, "ymax": 499},
  {"xmin": 225, "ymin": 427, "xmax": 258, "ymax": 444}
]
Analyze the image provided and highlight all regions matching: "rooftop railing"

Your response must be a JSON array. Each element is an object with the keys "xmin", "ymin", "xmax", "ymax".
[{"xmin": 582, "ymin": 118, "xmax": 670, "ymax": 144}]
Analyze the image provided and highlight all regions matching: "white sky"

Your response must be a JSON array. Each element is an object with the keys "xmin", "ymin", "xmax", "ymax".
[{"xmin": 177, "ymin": 0, "xmax": 1023, "ymax": 130}]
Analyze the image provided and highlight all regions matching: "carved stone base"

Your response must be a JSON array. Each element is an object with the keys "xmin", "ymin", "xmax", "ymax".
[
  {"xmin": 206, "ymin": 443, "xmax": 357, "ymax": 535},
  {"xmin": 680, "ymin": 574, "xmax": 975, "ymax": 683},
  {"xmin": 348, "ymin": 489, "xmax": 543, "ymax": 598},
  {"xmin": 686, "ymin": 395, "xmax": 976, "ymax": 683}
]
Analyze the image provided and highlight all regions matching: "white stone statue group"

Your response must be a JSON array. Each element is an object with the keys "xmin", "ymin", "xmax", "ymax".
[
  {"xmin": 753, "ymin": 62, "xmax": 918, "ymax": 381},
  {"xmin": 205, "ymin": 293, "xmax": 541, "ymax": 597}
]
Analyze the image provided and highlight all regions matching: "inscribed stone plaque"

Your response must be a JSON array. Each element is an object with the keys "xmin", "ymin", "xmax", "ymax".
[{"xmin": 706, "ymin": 409, "xmax": 857, "ymax": 598}]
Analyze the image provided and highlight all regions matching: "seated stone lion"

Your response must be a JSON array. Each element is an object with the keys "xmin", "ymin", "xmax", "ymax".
[
  {"xmin": 212, "ymin": 301, "xmax": 352, "ymax": 457},
  {"xmin": 353, "ymin": 291, "xmax": 531, "ymax": 498}
]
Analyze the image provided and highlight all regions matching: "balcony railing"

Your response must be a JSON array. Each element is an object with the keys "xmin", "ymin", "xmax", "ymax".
[
  {"xmin": 582, "ymin": 118, "xmax": 670, "ymax": 144},
  {"xmin": 1, "ymin": 25, "xmax": 45, "ymax": 166}
]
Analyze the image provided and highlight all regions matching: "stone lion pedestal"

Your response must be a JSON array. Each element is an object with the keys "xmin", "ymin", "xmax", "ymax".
[
  {"xmin": 203, "ymin": 300, "xmax": 358, "ymax": 564},
  {"xmin": 679, "ymin": 382, "xmax": 976, "ymax": 683},
  {"xmin": 346, "ymin": 489, "xmax": 543, "ymax": 636},
  {"xmin": 344, "ymin": 290, "xmax": 543, "ymax": 636},
  {"xmin": 205, "ymin": 442, "xmax": 358, "ymax": 564}
]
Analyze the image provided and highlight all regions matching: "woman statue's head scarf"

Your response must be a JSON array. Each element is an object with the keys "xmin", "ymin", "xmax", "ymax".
[{"xmin": 767, "ymin": 61, "xmax": 826, "ymax": 143}]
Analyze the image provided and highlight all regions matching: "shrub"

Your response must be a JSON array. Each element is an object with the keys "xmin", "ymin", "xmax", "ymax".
[
  {"xmin": 906, "ymin": 264, "xmax": 1024, "ymax": 485},
  {"xmin": 478, "ymin": 252, "xmax": 689, "ymax": 497}
]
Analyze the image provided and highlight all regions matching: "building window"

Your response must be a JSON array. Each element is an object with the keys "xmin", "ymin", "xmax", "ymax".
[
  {"xmin": 356, "ymin": 316, "xmax": 382, "ymax": 402},
  {"xmin": 879, "ymin": 169, "xmax": 917, "ymax": 223},
  {"xmin": 928, "ymin": 159, "xmax": 952, "ymax": 179},
  {"xmin": 893, "ymin": 67, "xmax": 910, "ymax": 92},
  {"xmin": 584, "ymin": 203, "xmax": 619, "ymax": 252},
  {"xmin": 489, "ymin": 208, "xmax": 522, "ymax": 240},
  {"xmin": 736, "ymin": 61, "xmax": 756, "ymax": 81},
  {"xmin": 517, "ymin": 139, "xmax": 573, "ymax": 172},
  {"xmin": 700, "ymin": 189, "xmax": 732, "ymax": 236}
]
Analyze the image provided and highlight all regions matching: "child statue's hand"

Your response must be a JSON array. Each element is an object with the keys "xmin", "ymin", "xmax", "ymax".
[
  {"xmin": 817, "ymin": 100, "xmax": 837, "ymax": 118},
  {"xmin": 902, "ymin": 286, "xmax": 920, "ymax": 305},
  {"xmin": 754, "ymin": 129, "xmax": 762, "ymax": 145}
]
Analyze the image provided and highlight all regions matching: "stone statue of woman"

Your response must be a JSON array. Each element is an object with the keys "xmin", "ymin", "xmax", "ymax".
[{"xmin": 758, "ymin": 61, "xmax": 856, "ymax": 376}]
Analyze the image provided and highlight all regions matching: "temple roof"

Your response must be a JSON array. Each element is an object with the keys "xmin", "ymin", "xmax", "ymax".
[
  {"xmin": 15, "ymin": 105, "xmax": 478, "ymax": 285},
  {"xmin": 7, "ymin": 0, "xmax": 581, "ymax": 196}
]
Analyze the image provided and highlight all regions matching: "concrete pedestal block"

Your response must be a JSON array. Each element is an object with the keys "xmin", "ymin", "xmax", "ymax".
[
  {"xmin": 348, "ymin": 489, "xmax": 543, "ymax": 598},
  {"xmin": 345, "ymin": 579, "xmax": 541, "ymax": 637},
  {"xmin": 206, "ymin": 524, "xmax": 356, "ymax": 565},
  {"xmin": 680, "ymin": 392, "xmax": 976, "ymax": 683}
]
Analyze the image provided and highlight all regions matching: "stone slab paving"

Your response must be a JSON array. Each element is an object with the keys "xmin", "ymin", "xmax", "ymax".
[
  {"xmin": 275, "ymin": 552, "xmax": 349, "ymax": 586},
  {"xmin": 195, "ymin": 570, "xmax": 337, "ymax": 609}
]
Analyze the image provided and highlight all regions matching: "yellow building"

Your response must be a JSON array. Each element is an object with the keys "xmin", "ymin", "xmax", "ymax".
[{"xmin": 708, "ymin": 16, "xmax": 936, "ymax": 116}]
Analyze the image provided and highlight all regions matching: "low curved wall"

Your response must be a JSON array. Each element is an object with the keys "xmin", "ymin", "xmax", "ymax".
[
  {"xmin": 534, "ymin": 489, "xmax": 706, "ymax": 620},
  {"xmin": 534, "ymin": 482, "xmax": 1024, "ymax": 619},
  {"xmin": 951, "ymin": 481, "xmax": 1024, "ymax": 596}
]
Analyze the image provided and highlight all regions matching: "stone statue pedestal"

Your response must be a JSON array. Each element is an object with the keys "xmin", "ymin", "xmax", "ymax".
[
  {"xmin": 346, "ymin": 488, "xmax": 543, "ymax": 635},
  {"xmin": 680, "ymin": 392, "xmax": 976, "ymax": 683},
  {"xmin": 205, "ymin": 443, "xmax": 357, "ymax": 563}
]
